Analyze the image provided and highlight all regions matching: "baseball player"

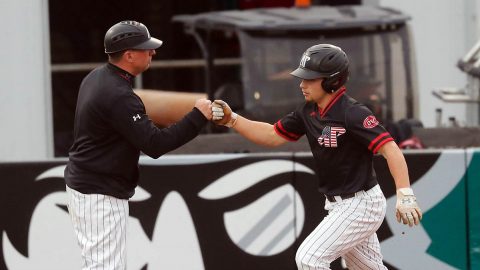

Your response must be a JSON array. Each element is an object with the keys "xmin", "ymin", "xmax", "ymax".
[
  {"xmin": 212, "ymin": 44, "xmax": 422, "ymax": 269},
  {"xmin": 64, "ymin": 21, "xmax": 212, "ymax": 270}
]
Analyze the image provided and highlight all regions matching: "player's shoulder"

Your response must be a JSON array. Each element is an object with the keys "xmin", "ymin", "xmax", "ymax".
[
  {"xmin": 290, "ymin": 101, "xmax": 317, "ymax": 120},
  {"xmin": 343, "ymin": 96, "xmax": 376, "ymax": 123},
  {"xmin": 343, "ymin": 95, "xmax": 371, "ymax": 113}
]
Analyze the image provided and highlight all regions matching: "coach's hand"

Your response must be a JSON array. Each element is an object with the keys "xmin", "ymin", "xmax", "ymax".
[
  {"xmin": 212, "ymin": 100, "xmax": 238, "ymax": 127},
  {"xmin": 195, "ymin": 98, "xmax": 213, "ymax": 120},
  {"xmin": 396, "ymin": 187, "xmax": 422, "ymax": 227}
]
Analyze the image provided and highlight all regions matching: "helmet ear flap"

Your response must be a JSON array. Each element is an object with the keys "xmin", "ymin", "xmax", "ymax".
[
  {"xmin": 321, "ymin": 69, "xmax": 349, "ymax": 93},
  {"xmin": 321, "ymin": 76, "xmax": 339, "ymax": 93}
]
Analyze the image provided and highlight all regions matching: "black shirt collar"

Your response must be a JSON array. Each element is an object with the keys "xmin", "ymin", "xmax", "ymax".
[
  {"xmin": 107, "ymin": 63, "xmax": 135, "ymax": 86},
  {"xmin": 319, "ymin": 87, "xmax": 346, "ymax": 118}
]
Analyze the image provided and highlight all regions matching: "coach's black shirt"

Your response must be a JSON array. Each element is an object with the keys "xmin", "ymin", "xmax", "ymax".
[
  {"xmin": 274, "ymin": 87, "xmax": 393, "ymax": 196},
  {"xmin": 65, "ymin": 63, "xmax": 208, "ymax": 199}
]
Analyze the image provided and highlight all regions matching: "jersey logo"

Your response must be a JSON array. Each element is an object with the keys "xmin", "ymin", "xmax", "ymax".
[
  {"xmin": 133, "ymin": 114, "xmax": 141, "ymax": 122},
  {"xmin": 318, "ymin": 126, "xmax": 346, "ymax": 147},
  {"xmin": 300, "ymin": 54, "xmax": 310, "ymax": 67},
  {"xmin": 363, "ymin": 115, "xmax": 379, "ymax": 129}
]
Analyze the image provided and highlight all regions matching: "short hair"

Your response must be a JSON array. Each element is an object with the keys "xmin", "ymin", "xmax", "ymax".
[{"xmin": 108, "ymin": 50, "xmax": 126, "ymax": 63}]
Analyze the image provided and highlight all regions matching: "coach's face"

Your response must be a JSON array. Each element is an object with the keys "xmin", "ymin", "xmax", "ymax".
[
  {"xmin": 299, "ymin": 78, "xmax": 327, "ymax": 104},
  {"xmin": 127, "ymin": 49, "xmax": 156, "ymax": 75}
]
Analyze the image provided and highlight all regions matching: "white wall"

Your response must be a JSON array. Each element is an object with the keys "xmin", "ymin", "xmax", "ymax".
[
  {"xmin": 0, "ymin": 0, "xmax": 53, "ymax": 161},
  {"xmin": 381, "ymin": 0, "xmax": 480, "ymax": 127}
]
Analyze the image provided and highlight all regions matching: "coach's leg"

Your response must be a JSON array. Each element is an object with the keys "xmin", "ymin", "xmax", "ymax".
[
  {"xmin": 343, "ymin": 233, "xmax": 388, "ymax": 270},
  {"xmin": 67, "ymin": 186, "xmax": 129, "ymax": 270}
]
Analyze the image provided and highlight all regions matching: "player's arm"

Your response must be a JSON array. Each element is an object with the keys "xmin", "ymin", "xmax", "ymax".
[
  {"xmin": 212, "ymin": 100, "xmax": 288, "ymax": 147},
  {"xmin": 377, "ymin": 141, "xmax": 410, "ymax": 189},
  {"xmin": 232, "ymin": 115, "xmax": 288, "ymax": 147},
  {"xmin": 345, "ymin": 105, "xmax": 422, "ymax": 227},
  {"xmin": 377, "ymin": 141, "xmax": 423, "ymax": 227}
]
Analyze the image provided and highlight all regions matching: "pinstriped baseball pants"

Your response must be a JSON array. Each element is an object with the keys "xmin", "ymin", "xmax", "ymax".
[
  {"xmin": 295, "ymin": 184, "xmax": 388, "ymax": 270},
  {"xmin": 66, "ymin": 185, "xmax": 128, "ymax": 270}
]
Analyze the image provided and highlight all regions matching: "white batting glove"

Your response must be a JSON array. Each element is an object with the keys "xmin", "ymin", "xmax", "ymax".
[
  {"xmin": 212, "ymin": 100, "xmax": 238, "ymax": 127},
  {"xmin": 396, "ymin": 187, "xmax": 422, "ymax": 227},
  {"xmin": 212, "ymin": 103, "xmax": 224, "ymax": 121}
]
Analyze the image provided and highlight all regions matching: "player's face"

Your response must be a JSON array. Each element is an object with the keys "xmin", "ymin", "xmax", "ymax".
[{"xmin": 299, "ymin": 78, "xmax": 328, "ymax": 103}]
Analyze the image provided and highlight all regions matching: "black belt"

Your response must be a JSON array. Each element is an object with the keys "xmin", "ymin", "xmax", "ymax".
[
  {"xmin": 325, "ymin": 181, "xmax": 377, "ymax": 203},
  {"xmin": 325, "ymin": 193, "xmax": 355, "ymax": 202}
]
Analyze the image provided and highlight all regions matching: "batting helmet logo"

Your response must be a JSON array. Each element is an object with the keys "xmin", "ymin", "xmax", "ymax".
[{"xmin": 300, "ymin": 54, "xmax": 311, "ymax": 68}]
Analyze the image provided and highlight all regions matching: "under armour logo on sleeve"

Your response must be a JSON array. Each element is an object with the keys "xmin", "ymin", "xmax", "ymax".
[{"xmin": 133, "ymin": 114, "xmax": 141, "ymax": 122}]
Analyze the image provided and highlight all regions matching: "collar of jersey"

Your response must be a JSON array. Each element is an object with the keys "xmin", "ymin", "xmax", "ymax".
[
  {"xmin": 107, "ymin": 63, "xmax": 135, "ymax": 85},
  {"xmin": 319, "ymin": 87, "xmax": 346, "ymax": 118}
]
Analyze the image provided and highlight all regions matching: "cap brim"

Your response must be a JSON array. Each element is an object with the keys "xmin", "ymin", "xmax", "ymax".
[
  {"xmin": 290, "ymin": 67, "xmax": 324, "ymax": 80},
  {"xmin": 132, "ymin": 37, "xmax": 163, "ymax": 50}
]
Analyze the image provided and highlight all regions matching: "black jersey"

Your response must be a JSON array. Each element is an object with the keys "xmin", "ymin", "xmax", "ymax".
[
  {"xmin": 65, "ymin": 63, "xmax": 207, "ymax": 199},
  {"xmin": 274, "ymin": 88, "xmax": 393, "ymax": 196}
]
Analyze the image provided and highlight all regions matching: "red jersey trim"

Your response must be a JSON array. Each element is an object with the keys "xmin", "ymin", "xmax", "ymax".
[
  {"xmin": 274, "ymin": 121, "xmax": 301, "ymax": 141},
  {"xmin": 320, "ymin": 87, "xmax": 346, "ymax": 118},
  {"xmin": 373, "ymin": 138, "xmax": 394, "ymax": 154},
  {"xmin": 368, "ymin": 132, "xmax": 390, "ymax": 151}
]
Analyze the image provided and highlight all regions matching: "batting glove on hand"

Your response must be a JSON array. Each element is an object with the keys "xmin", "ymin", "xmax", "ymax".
[
  {"xmin": 212, "ymin": 100, "xmax": 238, "ymax": 127},
  {"xmin": 212, "ymin": 101, "xmax": 225, "ymax": 121},
  {"xmin": 396, "ymin": 188, "xmax": 422, "ymax": 227}
]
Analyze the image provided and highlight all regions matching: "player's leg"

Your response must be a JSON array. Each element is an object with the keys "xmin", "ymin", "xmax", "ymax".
[
  {"xmin": 295, "ymin": 204, "xmax": 346, "ymax": 270},
  {"xmin": 67, "ymin": 185, "xmax": 129, "ymax": 270},
  {"xmin": 343, "ymin": 233, "xmax": 387, "ymax": 270},
  {"xmin": 295, "ymin": 185, "xmax": 386, "ymax": 270}
]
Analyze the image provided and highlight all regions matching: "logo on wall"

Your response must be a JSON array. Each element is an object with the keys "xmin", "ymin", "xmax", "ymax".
[
  {"xmin": 0, "ymin": 159, "xmax": 315, "ymax": 270},
  {"xmin": 1, "ymin": 152, "xmax": 465, "ymax": 270}
]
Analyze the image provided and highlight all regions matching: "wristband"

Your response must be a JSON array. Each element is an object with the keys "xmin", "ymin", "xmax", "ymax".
[
  {"xmin": 397, "ymin": 187, "xmax": 414, "ymax": 196},
  {"xmin": 226, "ymin": 112, "xmax": 238, "ymax": 128}
]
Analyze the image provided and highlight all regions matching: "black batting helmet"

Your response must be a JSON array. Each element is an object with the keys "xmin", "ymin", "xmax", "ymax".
[
  {"xmin": 104, "ymin": 21, "xmax": 163, "ymax": 54},
  {"xmin": 290, "ymin": 44, "xmax": 349, "ymax": 93}
]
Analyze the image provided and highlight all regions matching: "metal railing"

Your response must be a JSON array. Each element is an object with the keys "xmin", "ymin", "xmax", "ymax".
[{"xmin": 51, "ymin": 58, "xmax": 242, "ymax": 88}]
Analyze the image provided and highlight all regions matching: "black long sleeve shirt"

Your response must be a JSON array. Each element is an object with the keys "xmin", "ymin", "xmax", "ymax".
[{"xmin": 65, "ymin": 63, "xmax": 208, "ymax": 199}]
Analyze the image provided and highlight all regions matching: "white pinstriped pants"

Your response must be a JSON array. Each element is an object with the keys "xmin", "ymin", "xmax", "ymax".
[
  {"xmin": 66, "ymin": 185, "xmax": 128, "ymax": 270},
  {"xmin": 296, "ymin": 184, "xmax": 388, "ymax": 270}
]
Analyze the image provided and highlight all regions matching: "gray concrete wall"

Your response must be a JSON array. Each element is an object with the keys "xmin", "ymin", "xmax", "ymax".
[{"xmin": 0, "ymin": 0, "xmax": 53, "ymax": 161}]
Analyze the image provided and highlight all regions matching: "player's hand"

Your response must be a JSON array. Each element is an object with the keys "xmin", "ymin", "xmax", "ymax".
[
  {"xmin": 195, "ymin": 98, "xmax": 212, "ymax": 120},
  {"xmin": 212, "ymin": 100, "xmax": 238, "ymax": 127},
  {"xmin": 211, "ymin": 100, "xmax": 226, "ymax": 121},
  {"xmin": 395, "ymin": 187, "xmax": 422, "ymax": 227}
]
